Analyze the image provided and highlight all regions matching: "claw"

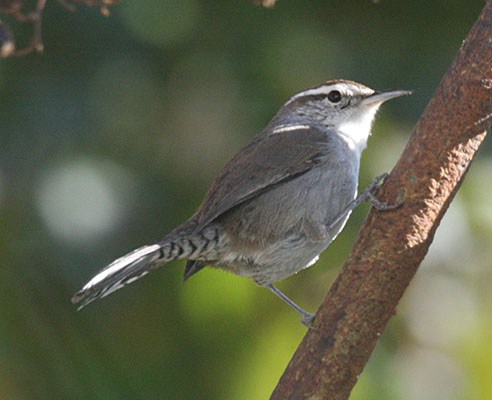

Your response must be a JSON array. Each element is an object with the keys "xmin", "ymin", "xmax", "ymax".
[
  {"xmin": 368, "ymin": 172, "xmax": 389, "ymax": 191},
  {"xmin": 367, "ymin": 191, "xmax": 402, "ymax": 211},
  {"xmin": 366, "ymin": 173, "xmax": 403, "ymax": 211},
  {"xmin": 301, "ymin": 313, "xmax": 316, "ymax": 328}
]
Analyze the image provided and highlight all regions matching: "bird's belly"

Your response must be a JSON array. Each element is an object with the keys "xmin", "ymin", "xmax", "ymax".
[
  {"xmin": 216, "ymin": 165, "xmax": 358, "ymax": 285},
  {"xmin": 219, "ymin": 226, "xmax": 344, "ymax": 285}
]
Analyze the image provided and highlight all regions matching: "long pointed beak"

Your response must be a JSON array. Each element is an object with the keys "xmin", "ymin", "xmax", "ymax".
[{"xmin": 361, "ymin": 89, "xmax": 412, "ymax": 106}]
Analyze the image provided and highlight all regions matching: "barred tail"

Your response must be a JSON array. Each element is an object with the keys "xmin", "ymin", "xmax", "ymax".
[{"xmin": 71, "ymin": 225, "xmax": 221, "ymax": 310}]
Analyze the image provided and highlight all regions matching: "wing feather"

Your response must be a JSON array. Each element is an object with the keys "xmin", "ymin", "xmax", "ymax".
[{"xmin": 194, "ymin": 125, "xmax": 329, "ymax": 230}]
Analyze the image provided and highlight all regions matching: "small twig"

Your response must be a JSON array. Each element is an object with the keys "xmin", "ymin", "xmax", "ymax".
[
  {"xmin": 65, "ymin": 0, "xmax": 123, "ymax": 15},
  {"xmin": 250, "ymin": 0, "xmax": 276, "ymax": 8},
  {"xmin": 1, "ymin": 0, "xmax": 123, "ymax": 57},
  {"xmin": 57, "ymin": 0, "xmax": 76, "ymax": 13},
  {"xmin": 10, "ymin": 0, "xmax": 46, "ymax": 56}
]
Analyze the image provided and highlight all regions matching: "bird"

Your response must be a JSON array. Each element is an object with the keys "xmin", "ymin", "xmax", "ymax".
[{"xmin": 72, "ymin": 80, "xmax": 411, "ymax": 326}]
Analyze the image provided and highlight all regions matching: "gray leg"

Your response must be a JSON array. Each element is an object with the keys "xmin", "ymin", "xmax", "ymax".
[
  {"xmin": 266, "ymin": 284, "xmax": 315, "ymax": 327},
  {"xmin": 326, "ymin": 173, "xmax": 401, "ymax": 232}
]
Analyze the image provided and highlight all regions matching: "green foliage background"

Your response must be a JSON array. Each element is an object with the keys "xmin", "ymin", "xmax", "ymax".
[{"xmin": 1, "ymin": 1, "xmax": 491, "ymax": 399}]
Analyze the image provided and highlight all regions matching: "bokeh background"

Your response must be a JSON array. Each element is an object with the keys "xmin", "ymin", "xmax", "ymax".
[{"xmin": 1, "ymin": 0, "xmax": 491, "ymax": 399}]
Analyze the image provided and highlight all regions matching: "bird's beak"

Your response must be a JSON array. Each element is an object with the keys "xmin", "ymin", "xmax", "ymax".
[{"xmin": 361, "ymin": 89, "xmax": 412, "ymax": 106}]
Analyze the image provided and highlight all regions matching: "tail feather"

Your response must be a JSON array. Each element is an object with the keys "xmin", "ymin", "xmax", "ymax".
[
  {"xmin": 72, "ymin": 245, "xmax": 164, "ymax": 310},
  {"xmin": 72, "ymin": 224, "xmax": 222, "ymax": 310}
]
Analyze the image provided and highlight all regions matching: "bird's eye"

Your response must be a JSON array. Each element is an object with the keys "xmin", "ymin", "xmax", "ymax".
[{"xmin": 327, "ymin": 90, "xmax": 342, "ymax": 103}]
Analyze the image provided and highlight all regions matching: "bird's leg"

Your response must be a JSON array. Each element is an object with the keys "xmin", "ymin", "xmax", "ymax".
[
  {"xmin": 362, "ymin": 173, "xmax": 402, "ymax": 211},
  {"xmin": 326, "ymin": 173, "xmax": 401, "ymax": 232},
  {"xmin": 266, "ymin": 284, "xmax": 315, "ymax": 327}
]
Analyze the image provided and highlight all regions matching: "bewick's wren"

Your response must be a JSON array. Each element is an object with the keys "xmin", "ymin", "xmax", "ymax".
[{"xmin": 72, "ymin": 80, "xmax": 411, "ymax": 326}]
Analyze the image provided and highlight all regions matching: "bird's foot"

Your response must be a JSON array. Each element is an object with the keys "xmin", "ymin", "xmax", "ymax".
[
  {"xmin": 300, "ymin": 312, "xmax": 316, "ymax": 328},
  {"xmin": 365, "ymin": 173, "xmax": 403, "ymax": 211}
]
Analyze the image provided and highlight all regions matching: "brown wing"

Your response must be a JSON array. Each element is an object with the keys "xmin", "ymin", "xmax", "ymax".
[{"xmin": 194, "ymin": 125, "xmax": 329, "ymax": 230}]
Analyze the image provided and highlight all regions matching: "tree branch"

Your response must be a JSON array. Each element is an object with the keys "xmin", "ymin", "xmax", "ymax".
[{"xmin": 271, "ymin": 1, "xmax": 492, "ymax": 399}]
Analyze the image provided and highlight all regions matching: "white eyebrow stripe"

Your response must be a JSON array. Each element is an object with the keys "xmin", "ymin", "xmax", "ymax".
[
  {"xmin": 284, "ymin": 83, "xmax": 374, "ymax": 106},
  {"xmin": 285, "ymin": 86, "xmax": 334, "ymax": 105},
  {"xmin": 271, "ymin": 124, "xmax": 311, "ymax": 134}
]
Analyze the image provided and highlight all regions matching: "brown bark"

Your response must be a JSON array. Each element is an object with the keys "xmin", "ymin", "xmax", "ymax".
[{"xmin": 271, "ymin": 2, "xmax": 492, "ymax": 399}]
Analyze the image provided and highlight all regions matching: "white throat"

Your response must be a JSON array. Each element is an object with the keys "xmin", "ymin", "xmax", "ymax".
[{"xmin": 336, "ymin": 105, "xmax": 380, "ymax": 156}]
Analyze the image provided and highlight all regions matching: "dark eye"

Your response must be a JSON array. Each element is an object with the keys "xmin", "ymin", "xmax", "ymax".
[{"xmin": 327, "ymin": 90, "xmax": 342, "ymax": 103}]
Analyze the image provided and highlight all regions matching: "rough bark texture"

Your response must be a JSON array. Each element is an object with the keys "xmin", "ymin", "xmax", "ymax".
[{"xmin": 271, "ymin": 2, "xmax": 492, "ymax": 399}]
